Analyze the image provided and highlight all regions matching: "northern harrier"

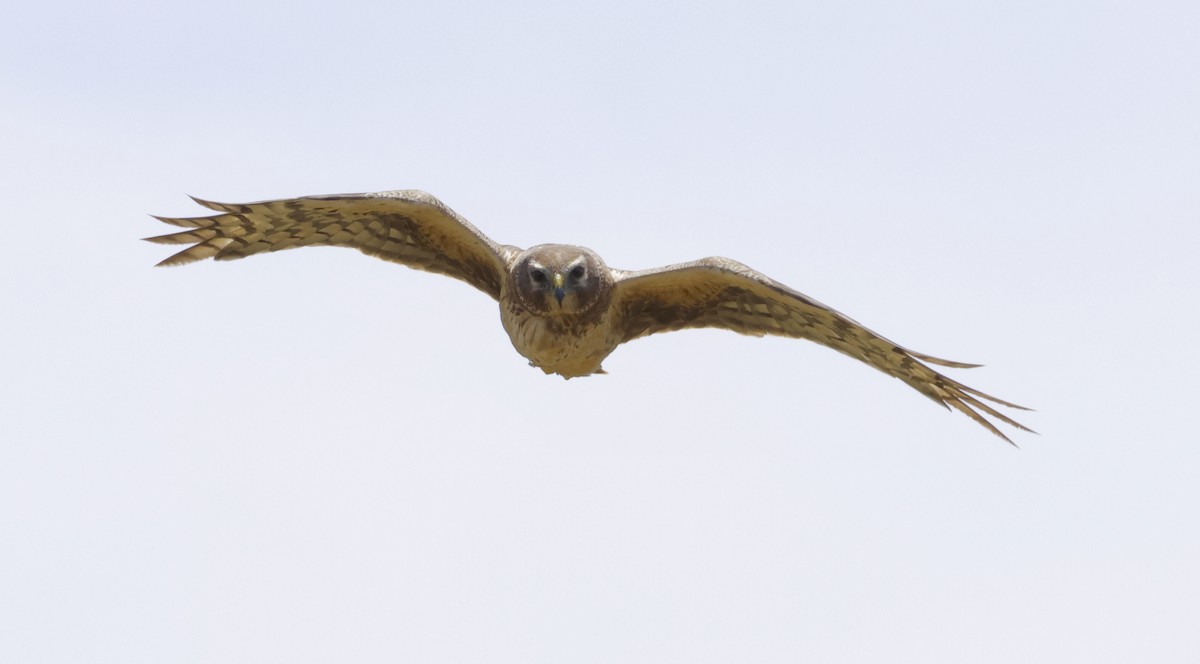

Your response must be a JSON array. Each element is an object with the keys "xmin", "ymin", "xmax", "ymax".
[{"xmin": 147, "ymin": 189, "xmax": 1032, "ymax": 443}]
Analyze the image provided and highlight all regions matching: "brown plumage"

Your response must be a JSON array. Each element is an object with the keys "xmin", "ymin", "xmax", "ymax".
[{"xmin": 147, "ymin": 189, "xmax": 1033, "ymax": 444}]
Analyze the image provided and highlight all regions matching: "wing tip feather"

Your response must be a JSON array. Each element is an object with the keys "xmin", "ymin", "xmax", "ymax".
[
  {"xmin": 152, "ymin": 237, "xmax": 235, "ymax": 267},
  {"xmin": 149, "ymin": 213, "xmax": 216, "ymax": 229},
  {"xmin": 930, "ymin": 373, "xmax": 1036, "ymax": 446},
  {"xmin": 187, "ymin": 194, "xmax": 229, "ymax": 212},
  {"xmin": 910, "ymin": 350, "xmax": 984, "ymax": 369},
  {"xmin": 944, "ymin": 398, "xmax": 1020, "ymax": 447}
]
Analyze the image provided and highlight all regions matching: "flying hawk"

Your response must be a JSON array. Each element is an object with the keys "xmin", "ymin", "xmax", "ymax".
[{"xmin": 146, "ymin": 189, "xmax": 1032, "ymax": 443}]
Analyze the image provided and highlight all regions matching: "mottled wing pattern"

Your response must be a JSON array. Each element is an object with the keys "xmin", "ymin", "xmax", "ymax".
[
  {"xmin": 145, "ymin": 190, "xmax": 521, "ymax": 299},
  {"xmin": 611, "ymin": 257, "xmax": 1032, "ymax": 443}
]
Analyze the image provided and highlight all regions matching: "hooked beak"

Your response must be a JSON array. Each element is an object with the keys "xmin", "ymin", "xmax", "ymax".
[{"xmin": 552, "ymin": 273, "xmax": 565, "ymax": 305}]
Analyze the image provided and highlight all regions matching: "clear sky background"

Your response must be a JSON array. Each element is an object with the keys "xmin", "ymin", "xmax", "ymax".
[{"xmin": 2, "ymin": 1, "xmax": 1198, "ymax": 662}]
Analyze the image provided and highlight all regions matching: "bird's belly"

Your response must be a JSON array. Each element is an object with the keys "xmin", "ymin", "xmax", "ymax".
[{"xmin": 501, "ymin": 308, "xmax": 614, "ymax": 378}]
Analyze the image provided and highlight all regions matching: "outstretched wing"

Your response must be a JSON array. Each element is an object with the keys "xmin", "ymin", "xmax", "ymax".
[
  {"xmin": 145, "ymin": 190, "xmax": 521, "ymax": 300},
  {"xmin": 610, "ymin": 257, "xmax": 1032, "ymax": 444}
]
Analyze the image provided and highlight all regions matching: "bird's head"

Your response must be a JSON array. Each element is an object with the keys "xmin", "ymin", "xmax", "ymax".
[{"xmin": 511, "ymin": 244, "xmax": 611, "ymax": 317}]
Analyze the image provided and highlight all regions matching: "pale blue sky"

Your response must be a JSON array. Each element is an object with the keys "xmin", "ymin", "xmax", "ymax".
[{"xmin": 2, "ymin": 1, "xmax": 1198, "ymax": 662}]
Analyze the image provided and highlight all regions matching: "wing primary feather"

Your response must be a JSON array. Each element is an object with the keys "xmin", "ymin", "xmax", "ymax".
[
  {"xmin": 155, "ymin": 237, "xmax": 235, "ymax": 267},
  {"xmin": 958, "ymin": 383, "xmax": 1034, "ymax": 411},
  {"xmin": 149, "ymin": 214, "xmax": 215, "ymax": 229},
  {"xmin": 187, "ymin": 195, "xmax": 238, "ymax": 213},
  {"xmin": 143, "ymin": 228, "xmax": 220, "ymax": 245},
  {"xmin": 908, "ymin": 351, "xmax": 984, "ymax": 369},
  {"xmin": 944, "ymin": 399, "xmax": 1018, "ymax": 447},
  {"xmin": 951, "ymin": 388, "xmax": 1037, "ymax": 434}
]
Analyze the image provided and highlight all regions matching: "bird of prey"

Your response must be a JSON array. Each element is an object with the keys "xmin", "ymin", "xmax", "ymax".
[{"xmin": 146, "ymin": 189, "xmax": 1032, "ymax": 443}]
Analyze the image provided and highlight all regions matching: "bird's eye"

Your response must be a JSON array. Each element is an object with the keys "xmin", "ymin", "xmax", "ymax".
[
  {"xmin": 530, "ymin": 269, "xmax": 547, "ymax": 284},
  {"xmin": 569, "ymin": 265, "xmax": 586, "ymax": 281}
]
